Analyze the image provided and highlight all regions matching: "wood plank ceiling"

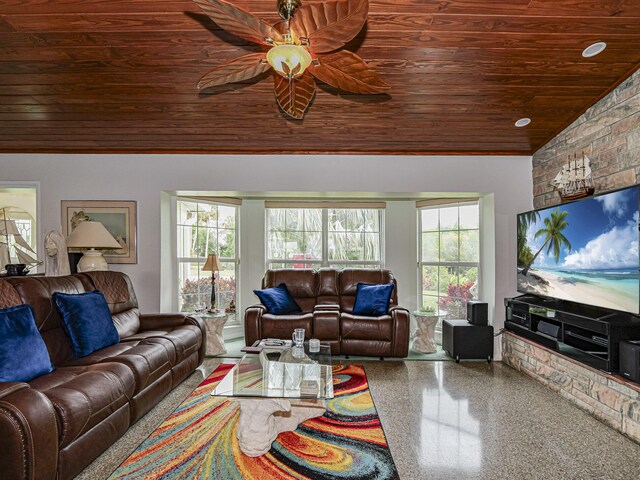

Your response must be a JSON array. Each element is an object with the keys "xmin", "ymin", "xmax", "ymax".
[{"xmin": 0, "ymin": 0, "xmax": 639, "ymax": 154}]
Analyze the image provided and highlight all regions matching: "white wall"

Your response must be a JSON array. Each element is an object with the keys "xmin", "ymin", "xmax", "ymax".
[{"xmin": 0, "ymin": 154, "xmax": 533, "ymax": 356}]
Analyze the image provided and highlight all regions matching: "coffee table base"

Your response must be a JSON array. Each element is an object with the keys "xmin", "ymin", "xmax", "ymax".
[{"xmin": 234, "ymin": 397, "xmax": 326, "ymax": 457}]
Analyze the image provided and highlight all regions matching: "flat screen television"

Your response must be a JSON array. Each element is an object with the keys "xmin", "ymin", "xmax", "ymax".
[{"xmin": 517, "ymin": 185, "xmax": 640, "ymax": 314}]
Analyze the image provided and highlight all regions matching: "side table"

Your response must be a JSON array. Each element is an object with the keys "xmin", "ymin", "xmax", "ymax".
[
  {"xmin": 198, "ymin": 312, "xmax": 231, "ymax": 356},
  {"xmin": 412, "ymin": 312, "xmax": 439, "ymax": 354}
]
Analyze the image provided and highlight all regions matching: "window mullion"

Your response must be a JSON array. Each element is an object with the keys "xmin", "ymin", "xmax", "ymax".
[{"xmin": 322, "ymin": 208, "xmax": 329, "ymax": 267}]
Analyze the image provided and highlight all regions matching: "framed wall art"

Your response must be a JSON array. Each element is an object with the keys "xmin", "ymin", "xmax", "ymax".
[{"xmin": 61, "ymin": 200, "xmax": 137, "ymax": 264}]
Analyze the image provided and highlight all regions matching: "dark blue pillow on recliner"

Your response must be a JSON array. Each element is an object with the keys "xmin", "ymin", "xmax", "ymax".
[
  {"xmin": 352, "ymin": 283, "xmax": 395, "ymax": 316},
  {"xmin": 0, "ymin": 304, "xmax": 54, "ymax": 382},
  {"xmin": 53, "ymin": 290, "xmax": 120, "ymax": 359},
  {"xmin": 254, "ymin": 283, "xmax": 302, "ymax": 315}
]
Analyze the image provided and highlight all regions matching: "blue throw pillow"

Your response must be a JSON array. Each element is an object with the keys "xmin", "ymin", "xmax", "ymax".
[
  {"xmin": 352, "ymin": 283, "xmax": 395, "ymax": 316},
  {"xmin": 254, "ymin": 283, "xmax": 301, "ymax": 315},
  {"xmin": 0, "ymin": 304, "xmax": 54, "ymax": 382},
  {"xmin": 53, "ymin": 290, "xmax": 120, "ymax": 359}
]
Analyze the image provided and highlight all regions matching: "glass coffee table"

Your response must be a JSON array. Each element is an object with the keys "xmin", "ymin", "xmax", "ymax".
[{"xmin": 212, "ymin": 342, "xmax": 333, "ymax": 456}]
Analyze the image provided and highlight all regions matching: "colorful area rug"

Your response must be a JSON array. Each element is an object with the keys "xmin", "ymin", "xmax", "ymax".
[{"xmin": 110, "ymin": 364, "xmax": 399, "ymax": 480}]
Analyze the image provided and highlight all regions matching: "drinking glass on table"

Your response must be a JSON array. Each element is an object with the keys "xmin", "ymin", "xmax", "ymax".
[{"xmin": 292, "ymin": 328, "xmax": 305, "ymax": 347}]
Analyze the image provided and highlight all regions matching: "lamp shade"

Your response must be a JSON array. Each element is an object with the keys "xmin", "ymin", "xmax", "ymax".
[
  {"xmin": 66, "ymin": 221, "xmax": 121, "ymax": 249},
  {"xmin": 202, "ymin": 254, "xmax": 221, "ymax": 272}
]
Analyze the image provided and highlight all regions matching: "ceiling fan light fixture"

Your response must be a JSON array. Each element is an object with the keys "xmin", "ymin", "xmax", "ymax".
[{"xmin": 267, "ymin": 44, "xmax": 312, "ymax": 78}]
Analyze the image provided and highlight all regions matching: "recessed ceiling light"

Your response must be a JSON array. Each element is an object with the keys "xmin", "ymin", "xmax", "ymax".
[
  {"xmin": 515, "ymin": 118, "xmax": 531, "ymax": 128},
  {"xmin": 582, "ymin": 42, "xmax": 607, "ymax": 58}
]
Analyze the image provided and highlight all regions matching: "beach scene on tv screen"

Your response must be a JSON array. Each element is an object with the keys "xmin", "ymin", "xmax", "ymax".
[{"xmin": 517, "ymin": 187, "xmax": 640, "ymax": 314}]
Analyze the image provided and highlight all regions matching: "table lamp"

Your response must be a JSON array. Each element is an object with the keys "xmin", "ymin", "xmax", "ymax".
[
  {"xmin": 202, "ymin": 254, "xmax": 221, "ymax": 312},
  {"xmin": 66, "ymin": 221, "xmax": 121, "ymax": 272}
]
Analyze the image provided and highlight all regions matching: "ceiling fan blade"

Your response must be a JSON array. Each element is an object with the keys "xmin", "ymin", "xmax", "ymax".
[
  {"xmin": 310, "ymin": 50, "xmax": 389, "ymax": 94},
  {"xmin": 198, "ymin": 53, "xmax": 270, "ymax": 89},
  {"xmin": 274, "ymin": 71, "xmax": 316, "ymax": 119},
  {"xmin": 289, "ymin": 0, "xmax": 368, "ymax": 53},
  {"xmin": 193, "ymin": 0, "xmax": 284, "ymax": 45}
]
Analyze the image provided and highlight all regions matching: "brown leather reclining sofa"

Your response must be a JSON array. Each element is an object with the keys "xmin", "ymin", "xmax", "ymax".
[
  {"xmin": 245, "ymin": 268, "xmax": 410, "ymax": 358},
  {"xmin": 0, "ymin": 271, "xmax": 205, "ymax": 480}
]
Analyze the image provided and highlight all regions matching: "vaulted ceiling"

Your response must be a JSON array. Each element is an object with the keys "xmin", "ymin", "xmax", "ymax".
[{"xmin": 1, "ymin": 0, "xmax": 639, "ymax": 154}]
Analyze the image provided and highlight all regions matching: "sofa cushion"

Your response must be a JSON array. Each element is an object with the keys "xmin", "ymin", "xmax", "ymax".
[
  {"xmin": 338, "ymin": 269, "xmax": 398, "ymax": 313},
  {"xmin": 0, "ymin": 279, "xmax": 22, "ymax": 309},
  {"xmin": 61, "ymin": 341, "xmax": 172, "ymax": 394},
  {"xmin": 352, "ymin": 283, "xmax": 394, "ymax": 316},
  {"xmin": 5, "ymin": 275, "xmax": 88, "ymax": 366},
  {"xmin": 261, "ymin": 313, "xmax": 313, "ymax": 340},
  {"xmin": 75, "ymin": 271, "xmax": 141, "ymax": 338},
  {"xmin": 28, "ymin": 362, "xmax": 135, "ymax": 448},
  {"xmin": 123, "ymin": 325, "xmax": 201, "ymax": 364},
  {"xmin": 254, "ymin": 283, "xmax": 301, "ymax": 315},
  {"xmin": 262, "ymin": 269, "xmax": 318, "ymax": 313},
  {"xmin": 53, "ymin": 290, "xmax": 120, "ymax": 359},
  {"xmin": 340, "ymin": 313, "xmax": 393, "ymax": 341},
  {"xmin": 0, "ymin": 304, "xmax": 54, "ymax": 382}
]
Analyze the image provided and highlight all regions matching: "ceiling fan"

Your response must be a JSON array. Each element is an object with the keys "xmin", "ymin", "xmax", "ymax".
[{"xmin": 193, "ymin": 0, "xmax": 390, "ymax": 119}]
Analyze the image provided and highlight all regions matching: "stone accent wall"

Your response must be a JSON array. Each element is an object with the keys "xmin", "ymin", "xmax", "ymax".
[
  {"xmin": 532, "ymin": 68, "xmax": 640, "ymax": 209},
  {"xmin": 503, "ymin": 331, "xmax": 640, "ymax": 444}
]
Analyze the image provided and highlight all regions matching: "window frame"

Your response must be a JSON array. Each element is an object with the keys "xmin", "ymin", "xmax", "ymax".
[
  {"xmin": 417, "ymin": 200, "xmax": 481, "ymax": 321},
  {"xmin": 175, "ymin": 197, "xmax": 239, "ymax": 323},
  {"xmin": 265, "ymin": 206, "xmax": 385, "ymax": 270}
]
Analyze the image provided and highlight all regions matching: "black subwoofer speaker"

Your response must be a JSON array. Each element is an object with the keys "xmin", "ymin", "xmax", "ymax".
[
  {"xmin": 443, "ymin": 319, "xmax": 493, "ymax": 363},
  {"xmin": 620, "ymin": 340, "xmax": 640, "ymax": 383},
  {"xmin": 467, "ymin": 301, "xmax": 488, "ymax": 326}
]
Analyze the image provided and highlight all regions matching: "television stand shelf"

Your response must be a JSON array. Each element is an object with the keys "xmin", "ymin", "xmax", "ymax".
[{"xmin": 504, "ymin": 295, "xmax": 640, "ymax": 373}]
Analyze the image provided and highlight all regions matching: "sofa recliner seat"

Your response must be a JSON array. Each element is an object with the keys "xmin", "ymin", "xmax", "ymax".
[
  {"xmin": 245, "ymin": 268, "xmax": 410, "ymax": 357},
  {"xmin": 0, "ymin": 271, "xmax": 205, "ymax": 480}
]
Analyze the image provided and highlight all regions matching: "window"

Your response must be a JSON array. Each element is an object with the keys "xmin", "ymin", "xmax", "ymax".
[
  {"xmin": 266, "ymin": 206, "xmax": 383, "ymax": 269},
  {"xmin": 176, "ymin": 199, "xmax": 238, "ymax": 322},
  {"xmin": 418, "ymin": 202, "xmax": 480, "ymax": 320}
]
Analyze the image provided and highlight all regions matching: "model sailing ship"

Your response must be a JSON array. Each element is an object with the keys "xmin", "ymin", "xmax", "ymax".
[
  {"xmin": 0, "ymin": 207, "xmax": 41, "ymax": 275},
  {"xmin": 552, "ymin": 151, "xmax": 595, "ymax": 202}
]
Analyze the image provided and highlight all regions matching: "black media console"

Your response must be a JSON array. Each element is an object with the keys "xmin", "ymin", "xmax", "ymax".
[{"xmin": 505, "ymin": 295, "xmax": 640, "ymax": 374}]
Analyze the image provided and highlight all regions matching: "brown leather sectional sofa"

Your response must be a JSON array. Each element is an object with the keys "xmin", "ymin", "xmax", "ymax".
[
  {"xmin": 245, "ymin": 268, "xmax": 410, "ymax": 358},
  {"xmin": 0, "ymin": 271, "xmax": 205, "ymax": 480}
]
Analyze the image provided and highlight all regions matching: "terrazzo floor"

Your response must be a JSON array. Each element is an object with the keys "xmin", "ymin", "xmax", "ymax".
[{"xmin": 78, "ymin": 359, "xmax": 640, "ymax": 480}]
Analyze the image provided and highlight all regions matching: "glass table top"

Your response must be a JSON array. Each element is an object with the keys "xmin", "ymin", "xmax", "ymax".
[{"xmin": 212, "ymin": 342, "xmax": 334, "ymax": 399}]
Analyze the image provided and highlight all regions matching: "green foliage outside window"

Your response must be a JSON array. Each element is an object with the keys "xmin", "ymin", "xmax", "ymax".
[{"xmin": 267, "ymin": 207, "xmax": 382, "ymax": 267}]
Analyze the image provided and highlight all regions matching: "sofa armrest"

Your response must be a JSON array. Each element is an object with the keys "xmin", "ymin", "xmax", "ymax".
[
  {"xmin": 139, "ymin": 312, "xmax": 192, "ymax": 330},
  {"xmin": 313, "ymin": 308, "xmax": 340, "ymax": 354},
  {"xmin": 0, "ymin": 382, "xmax": 59, "ymax": 479},
  {"xmin": 244, "ymin": 305, "xmax": 266, "ymax": 346},
  {"xmin": 139, "ymin": 313, "xmax": 206, "ymax": 364},
  {"xmin": 314, "ymin": 304, "xmax": 340, "ymax": 311},
  {"xmin": 0, "ymin": 382, "xmax": 28, "ymax": 400},
  {"xmin": 389, "ymin": 306, "xmax": 411, "ymax": 357}
]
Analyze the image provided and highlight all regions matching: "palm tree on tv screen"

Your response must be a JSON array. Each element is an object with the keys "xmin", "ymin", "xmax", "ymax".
[
  {"xmin": 522, "ymin": 208, "xmax": 571, "ymax": 276},
  {"xmin": 517, "ymin": 210, "xmax": 540, "ymax": 267}
]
